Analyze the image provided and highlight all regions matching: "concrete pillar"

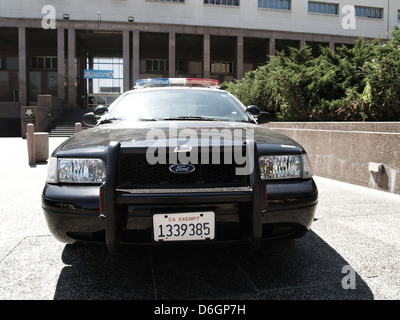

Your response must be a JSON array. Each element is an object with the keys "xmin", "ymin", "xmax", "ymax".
[
  {"xmin": 132, "ymin": 30, "xmax": 140, "ymax": 84},
  {"xmin": 75, "ymin": 122, "xmax": 82, "ymax": 133},
  {"xmin": 269, "ymin": 37, "xmax": 276, "ymax": 56},
  {"xmin": 57, "ymin": 28, "xmax": 65, "ymax": 105},
  {"xmin": 26, "ymin": 124, "xmax": 35, "ymax": 165},
  {"xmin": 123, "ymin": 30, "xmax": 130, "ymax": 92},
  {"xmin": 203, "ymin": 34, "xmax": 210, "ymax": 78},
  {"xmin": 329, "ymin": 41, "xmax": 335, "ymax": 51},
  {"xmin": 236, "ymin": 35, "xmax": 243, "ymax": 80},
  {"xmin": 18, "ymin": 27, "xmax": 28, "ymax": 107},
  {"xmin": 169, "ymin": 32, "xmax": 176, "ymax": 78},
  {"xmin": 67, "ymin": 28, "xmax": 76, "ymax": 108},
  {"xmin": 34, "ymin": 132, "xmax": 49, "ymax": 162},
  {"xmin": 88, "ymin": 52, "xmax": 93, "ymax": 94}
]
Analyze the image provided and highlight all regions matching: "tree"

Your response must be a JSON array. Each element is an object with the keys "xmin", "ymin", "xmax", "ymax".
[{"xmin": 222, "ymin": 28, "xmax": 400, "ymax": 121}]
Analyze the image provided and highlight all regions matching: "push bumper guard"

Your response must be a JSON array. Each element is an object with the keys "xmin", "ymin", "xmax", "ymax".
[{"xmin": 100, "ymin": 141, "xmax": 265, "ymax": 255}]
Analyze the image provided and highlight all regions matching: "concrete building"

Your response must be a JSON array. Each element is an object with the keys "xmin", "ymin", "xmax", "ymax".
[{"xmin": 0, "ymin": 0, "xmax": 399, "ymax": 136}]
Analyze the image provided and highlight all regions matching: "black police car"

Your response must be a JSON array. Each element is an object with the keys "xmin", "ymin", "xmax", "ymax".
[{"xmin": 42, "ymin": 78, "xmax": 318, "ymax": 254}]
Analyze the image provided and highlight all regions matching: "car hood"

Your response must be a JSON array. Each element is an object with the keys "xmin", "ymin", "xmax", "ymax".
[{"xmin": 54, "ymin": 121, "xmax": 303, "ymax": 155}]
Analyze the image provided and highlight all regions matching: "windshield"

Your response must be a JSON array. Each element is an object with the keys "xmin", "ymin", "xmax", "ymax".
[{"xmin": 103, "ymin": 88, "xmax": 251, "ymax": 123}]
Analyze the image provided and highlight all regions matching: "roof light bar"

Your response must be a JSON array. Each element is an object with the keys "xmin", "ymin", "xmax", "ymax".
[
  {"xmin": 135, "ymin": 78, "xmax": 219, "ymax": 88},
  {"xmin": 186, "ymin": 78, "xmax": 219, "ymax": 87},
  {"xmin": 136, "ymin": 78, "xmax": 170, "ymax": 87}
]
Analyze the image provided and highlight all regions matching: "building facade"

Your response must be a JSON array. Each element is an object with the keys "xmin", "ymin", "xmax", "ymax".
[{"xmin": 0, "ymin": 0, "xmax": 399, "ymax": 135}]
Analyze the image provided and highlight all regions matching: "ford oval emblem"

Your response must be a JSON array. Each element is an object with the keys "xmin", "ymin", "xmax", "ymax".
[{"xmin": 169, "ymin": 163, "xmax": 196, "ymax": 174}]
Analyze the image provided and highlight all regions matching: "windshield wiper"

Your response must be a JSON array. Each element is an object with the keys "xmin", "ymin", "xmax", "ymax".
[
  {"xmin": 99, "ymin": 117, "xmax": 159, "ymax": 124},
  {"xmin": 163, "ymin": 116, "xmax": 218, "ymax": 121},
  {"xmin": 138, "ymin": 118, "xmax": 158, "ymax": 121},
  {"xmin": 98, "ymin": 117, "xmax": 121, "ymax": 125}
]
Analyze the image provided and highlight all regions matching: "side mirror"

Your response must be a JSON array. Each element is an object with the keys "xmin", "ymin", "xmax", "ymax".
[
  {"xmin": 257, "ymin": 111, "xmax": 272, "ymax": 124},
  {"xmin": 245, "ymin": 105, "xmax": 272, "ymax": 123},
  {"xmin": 82, "ymin": 112, "xmax": 97, "ymax": 127},
  {"xmin": 245, "ymin": 105, "xmax": 261, "ymax": 116},
  {"xmin": 93, "ymin": 105, "xmax": 108, "ymax": 116}
]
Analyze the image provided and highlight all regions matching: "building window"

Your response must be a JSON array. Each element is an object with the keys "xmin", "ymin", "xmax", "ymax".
[
  {"xmin": 398, "ymin": 9, "xmax": 400, "ymax": 21},
  {"xmin": 30, "ymin": 56, "xmax": 57, "ymax": 70},
  {"xmin": 204, "ymin": 0, "xmax": 239, "ymax": 6},
  {"xmin": 146, "ymin": 59, "xmax": 169, "ymax": 72},
  {"xmin": 355, "ymin": 6, "xmax": 383, "ymax": 19},
  {"xmin": 258, "ymin": 0, "xmax": 291, "ymax": 11},
  {"xmin": 211, "ymin": 61, "xmax": 235, "ymax": 74},
  {"xmin": 88, "ymin": 56, "xmax": 124, "ymax": 94},
  {"xmin": 308, "ymin": 2, "xmax": 338, "ymax": 15},
  {"xmin": 147, "ymin": 0, "xmax": 184, "ymax": 3},
  {"xmin": 176, "ymin": 59, "xmax": 186, "ymax": 73}
]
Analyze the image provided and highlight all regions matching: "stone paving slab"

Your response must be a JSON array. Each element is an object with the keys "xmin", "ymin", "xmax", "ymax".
[{"xmin": 0, "ymin": 137, "xmax": 399, "ymax": 301}]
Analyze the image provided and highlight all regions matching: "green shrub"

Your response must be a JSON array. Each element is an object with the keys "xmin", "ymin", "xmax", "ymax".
[{"xmin": 223, "ymin": 27, "xmax": 400, "ymax": 121}]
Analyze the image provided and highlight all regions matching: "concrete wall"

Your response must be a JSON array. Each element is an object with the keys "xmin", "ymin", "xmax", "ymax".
[
  {"xmin": 20, "ymin": 95, "xmax": 58, "ymax": 138},
  {"xmin": 0, "ymin": 102, "xmax": 21, "ymax": 136},
  {"xmin": 0, "ymin": 102, "xmax": 19, "ymax": 118},
  {"xmin": 0, "ymin": 0, "xmax": 398, "ymax": 39},
  {"xmin": 265, "ymin": 122, "xmax": 400, "ymax": 195}
]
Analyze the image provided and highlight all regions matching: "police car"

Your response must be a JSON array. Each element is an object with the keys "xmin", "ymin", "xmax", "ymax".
[{"xmin": 42, "ymin": 78, "xmax": 318, "ymax": 254}]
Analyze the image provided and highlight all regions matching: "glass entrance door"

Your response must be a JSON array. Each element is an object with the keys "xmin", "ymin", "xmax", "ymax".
[{"xmin": 86, "ymin": 55, "xmax": 123, "ymax": 108}]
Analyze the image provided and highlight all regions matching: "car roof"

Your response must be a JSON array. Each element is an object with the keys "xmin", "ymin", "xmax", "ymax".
[
  {"xmin": 108, "ymin": 83, "xmax": 231, "ymax": 112},
  {"xmin": 134, "ymin": 78, "xmax": 220, "ymax": 89}
]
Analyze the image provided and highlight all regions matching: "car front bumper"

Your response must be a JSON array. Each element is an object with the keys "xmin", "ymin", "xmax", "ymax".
[{"xmin": 42, "ymin": 178, "xmax": 318, "ymax": 251}]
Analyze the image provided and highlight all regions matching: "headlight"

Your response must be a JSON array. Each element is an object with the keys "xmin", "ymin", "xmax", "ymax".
[
  {"xmin": 46, "ymin": 157, "xmax": 106, "ymax": 183},
  {"xmin": 46, "ymin": 156, "xmax": 58, "ymax": 183},
  {"xmin": 259, "ymin": 154, "xmax": 312, "ymax": 180},
  {"xmin": 301, "ymin": 153, "xmax": 313, "ymax": 179}
]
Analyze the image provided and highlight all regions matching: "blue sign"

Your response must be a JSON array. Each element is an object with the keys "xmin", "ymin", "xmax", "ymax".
[{"xmin": 84, "ymin": 70, "xmax": 114, "ymax": 79}]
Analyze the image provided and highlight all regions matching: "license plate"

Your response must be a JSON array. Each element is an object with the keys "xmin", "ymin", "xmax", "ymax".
[{"xmin": 153, "ymin": 212, "xmax": 215, "ymax": 242}]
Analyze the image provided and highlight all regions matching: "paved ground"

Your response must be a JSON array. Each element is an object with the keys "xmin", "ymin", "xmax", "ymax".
[{"xmin": 0, "ymin": 137, "xmax": 399, "ymax": 301}]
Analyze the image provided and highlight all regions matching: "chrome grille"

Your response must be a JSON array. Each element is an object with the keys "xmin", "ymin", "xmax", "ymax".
[{"xmin": 117, "ymin": 150, "xmax": 250, "ymax": 189}]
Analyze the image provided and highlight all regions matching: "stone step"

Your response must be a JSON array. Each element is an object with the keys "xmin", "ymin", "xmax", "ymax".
[
  {"xmin": 49, "ymin": 128, "xmax": 77, "ymax": 137},
  {"xmin": 49, "ymin": 108, "xmax": 92, "ymax": 137}
]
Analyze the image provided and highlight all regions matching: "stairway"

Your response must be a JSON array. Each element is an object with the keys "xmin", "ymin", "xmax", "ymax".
[{"xmin": 49, "ymin": 108, "xmax": 92, "ymax": 137}]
